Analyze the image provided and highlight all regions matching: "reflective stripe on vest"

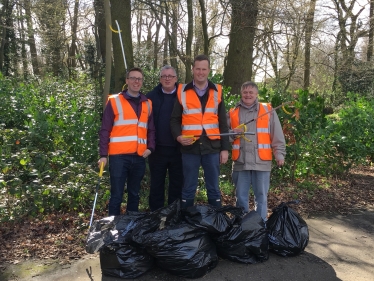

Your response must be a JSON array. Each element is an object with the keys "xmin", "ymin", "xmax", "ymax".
[
  {"xmin": 177, "ymin": 83, "xmax": 221, "ymax": 139},
  {"xmin": 229, "ymin": 107, "xmax": 241, "ymax": 161},
  {"xmin": 108, "ymin": 94, "xmax": 152, "ymax": 155},
  {"xmin": 229, "ymin": 103, "xmax": 273, "ymax": 161},
  {"xmin": 257, "ymin": 103, "xmax": 272, "ymax": 160}
]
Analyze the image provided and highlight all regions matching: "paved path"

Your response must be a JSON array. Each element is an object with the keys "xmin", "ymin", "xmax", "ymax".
[{"xmin": 2, "ymin": 209, "xmax": 374, "ymax": 281}]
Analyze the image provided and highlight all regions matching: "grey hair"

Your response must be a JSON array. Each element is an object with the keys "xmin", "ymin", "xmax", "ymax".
[
  {"xmin": 159, "ymin": 65, "xmax": 177, "ymax": 77},
  {"xmin": 241, "ymin": 81, "xmax": 258, "ymax": 92}
]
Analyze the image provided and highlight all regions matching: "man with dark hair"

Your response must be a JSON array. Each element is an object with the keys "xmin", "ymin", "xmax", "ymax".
[
  {"xmin": 146, "ymin": 65, "xmax": 183, "ymax": 211},
  {"xmin": 170, "ymin": 54, "xmax": 230, "ymax": 208},
  {"xmin": 98, "ymin": 67, "xmax": 156, "ymax": 215}
]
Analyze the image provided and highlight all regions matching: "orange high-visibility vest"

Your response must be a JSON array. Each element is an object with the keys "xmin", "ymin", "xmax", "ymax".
[
  {"xmin": 177, "ymin": 84, "xmax": 222, "ymax": 139},
  {"xmin": 229, "ymin": 103, "xmax": 272, "ymax": 161},
  {"xmin": 107, "ymin": 94, "xmax": 152, "ymax": 156}
]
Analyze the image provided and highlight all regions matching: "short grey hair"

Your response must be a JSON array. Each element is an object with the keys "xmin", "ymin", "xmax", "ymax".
[
  {"xmin": 241, "ymin": 81, "xmax": 258, "ymax": 92},
  {"xmin": 159, "ymin": 65, "xmax": 177, "ymax": 77}
]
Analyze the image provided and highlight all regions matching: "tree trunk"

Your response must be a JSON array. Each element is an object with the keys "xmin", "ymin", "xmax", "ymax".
[
  {"xmin": 111, "ymin": 0, "xmax": 134, "ymax": 92},
  {"xmin": 24, "ymin": 0, "xmax": 39, "ymax": 76},
  {"xmin": 69, "ymin": 0, "xmax": 79, "ymax": 70},
  {"xmin": 185, "ymin": 0, "xmax": 193, "ymax": 82},
  {"xmin": 303, "ymin": 0, "xmax": 317, "ymax": 91},
  {"xmin": 224, "ymin": 0, "xmax": 258, "ymax": 95},
  {"xmin": 103, "ymin": 0, "xmax": 112, "ymax": 109},
  {"xmin": 169, "ymin": 3, "xmax": 178, "ymax": 73},
  {"xmin": 94, "ymin": 0, "xmax": 106, "ymax": 64},
  {"xmin": 198, "ymin": 0, "xmax": 209, "ymax": 55},
  {"xmin": 368, "ymin": 0, "xmax": 374, "ymax": 61},
  {"xmin": 153, "ymin": 19, "xmax": 162, "ymax": 70},
  {"xmin": 17, "ymin": 3, "xmax": 28, "ymax": 79},
  {"xmin": 162, "ymin": 1, "xmax": 169, "ymax": 66}
]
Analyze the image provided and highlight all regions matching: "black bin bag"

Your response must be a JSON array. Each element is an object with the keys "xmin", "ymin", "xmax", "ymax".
[
  {"xmin": 100, "ymin": 244, "xmax": 154, "ymax": 279},
  {"xmin": 182, "ymin": 204, "xmax": 244, "ymax": 234},
  {"xmin": 138, "ymin": 222, "xmax": 218, "ymax": 279},
  {"xmin": 267, "ymin": 201, "xmax": 309, "ymax": 257},
  {"xmin": 85, "ymin": 212, "xmax": 154, "ymax": 279},
  {"xmin": 86, "ymin": 212, "xmax": 147, "ymax": 254},
  {"xmin": 213, "ymin": 210, "xmax": 269, "ymax": 264},
  {"xmin": 131, "ymin": 199, "xmax": 181, "ymax": 245}
]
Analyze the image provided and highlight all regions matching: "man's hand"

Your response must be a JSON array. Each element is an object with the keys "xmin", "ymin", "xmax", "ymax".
[
  {"xmin": 98, "ymin": 157, "xmax": 107, "ymax": 168},
  {"xmin": 220, "ymin": 150, "xmax": 228, "ymax": 164},
  {"xmin": 276, "ymin": 159, "xmax": 285, "ymax": 167},
  {"xmin": 142, "ymin": 149, "xmax": 152, "ymax": 158},
  {"xmin": 177, "ymin": 135, "xmax": 195, "ymax": 146}
]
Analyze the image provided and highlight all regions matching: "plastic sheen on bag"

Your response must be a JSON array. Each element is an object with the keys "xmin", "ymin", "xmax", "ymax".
[
  {"xmin": 213, "ymin": 210, "xmax": 269, "ymax": 264},
  {"xmin": 131, "ymin": 199, "xmax": 181, "ymax": 245},
  {"xmin": 267, "ymin": 201, "xmax": 309, "ymax": 257},
  {"xmin": 136, "ymin": 222, "xmax": 218, "ymax": 279},
  {"xmin": 85, "ymin": 211, "xmax": 147, "ymax": 254},
  {"xmin": 182, "ymin": 204, "xmax": 244, "ymax": 234},
  {"xmin": 86, "ymin": 212, "xmax": 154, "ymax": 278},
  {"xmin": 100, "ymin": 244, "xmax": 154, "ymax": 279}
]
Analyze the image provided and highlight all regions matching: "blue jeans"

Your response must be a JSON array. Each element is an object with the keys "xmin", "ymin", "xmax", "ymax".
[
  {"xmin": 182, "ymin": 153, "xmax": 221, "ymax": 201},
  {"xmin": 148, "ymin": 146, "xmax": 183, "ymax": 211},
  {"xmin": 108, "ymin": 154, "xmax": 146, "ymax": 215},
  {"xmin": 232, "ymin": 170, "xmax": 270, "ymax": 220}
]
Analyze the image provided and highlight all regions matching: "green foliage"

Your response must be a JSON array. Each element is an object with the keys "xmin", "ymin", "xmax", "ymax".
[
  {"xmin": 328, "ymin": 94, "xmax": 374, "ymax": 164},
  {"xmin": 0, "ymin": 75, "xmax": 106, "ymax": 221}
]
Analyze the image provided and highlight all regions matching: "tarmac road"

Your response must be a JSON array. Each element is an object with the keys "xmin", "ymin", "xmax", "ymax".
[{"xmin": 2, "ymin": 208, "xmax": 374, "ymax": 281}]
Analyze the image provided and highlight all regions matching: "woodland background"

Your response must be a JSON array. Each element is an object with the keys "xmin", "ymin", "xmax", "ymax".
[{"xmin": 1, "ymin": 0, "xmax": 374, "ymax": 225}]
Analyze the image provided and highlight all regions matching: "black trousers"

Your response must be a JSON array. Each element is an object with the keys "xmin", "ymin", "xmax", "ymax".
[{"xmin": 148, "ymin": 145, "xmax": 183, "ymax": 211}]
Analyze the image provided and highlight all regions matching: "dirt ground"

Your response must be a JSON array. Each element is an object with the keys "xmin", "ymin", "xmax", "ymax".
[{"xmin": 1, "ymin": 166, "xmax": 374, "ymax": 281}]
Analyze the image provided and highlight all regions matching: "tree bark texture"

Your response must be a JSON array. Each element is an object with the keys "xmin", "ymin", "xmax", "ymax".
[{"xmin": 224, "ymin": 0, "xmax": 258, "ymax": 95}]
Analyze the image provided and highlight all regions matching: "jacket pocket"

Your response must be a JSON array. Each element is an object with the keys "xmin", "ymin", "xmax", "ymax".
[{"xmin": 255, "ymin": 149, "xmax": 271, "ymax": 165}]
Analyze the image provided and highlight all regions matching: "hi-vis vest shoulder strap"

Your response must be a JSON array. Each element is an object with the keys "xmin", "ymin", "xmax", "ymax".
[
  {"xmin": 229, "ymin": 107, "xmax": 241, "ymax": 161},
  {"xmin": 107, "ymin": 94, "xmax": 152, "ymax": 156},
  {"xmin": 229, "ymin": 103, "xmax": 272, "ymax": 161},
  {"xmin": 257, "ymin": 103, "xmax": 272, "ymax": 160},
  {"xmin": 177, "ymin": 83, "xmax": 222, "ymax": 140}
]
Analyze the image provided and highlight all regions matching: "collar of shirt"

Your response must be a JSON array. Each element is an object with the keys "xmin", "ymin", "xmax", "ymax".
[
  {"xmin": 162, "ymin": 86, "xmax": 176, "ymax": 95},
  {"xmin": 193, "ymin": 81, "xmax": 208, "ymax": 97},
  {"xmin": 125, "ymin": 90, "xmax": 140, "ymax": 98},
  {"xmin": 239, "ymin": 98, "xmax": 258, "ymax": 110}
]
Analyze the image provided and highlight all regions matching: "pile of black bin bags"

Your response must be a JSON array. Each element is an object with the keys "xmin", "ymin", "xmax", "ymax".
[{"xmin": 86, "ymin": 200, "xmax": 309, "ymax": 279}]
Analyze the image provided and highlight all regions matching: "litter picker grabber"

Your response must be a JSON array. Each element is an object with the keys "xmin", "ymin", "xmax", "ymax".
[
  {"xmin": 181, "ymin": 131, "xmax": 255, "ymax": 143},
  {"xmin": 89, "ymin": 162, "xmax": 104, "ymax": 228},
  {"xmin": 242, "ymin": 101, "xmax": 293, "ymax": 126}
]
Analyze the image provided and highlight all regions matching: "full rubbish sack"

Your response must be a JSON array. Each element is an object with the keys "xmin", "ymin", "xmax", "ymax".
[
  {"xmin": 131, "ymin": 199, "xmax": 181, "ymax": 245},
  {"xmin": 100, "ymin": 244, "xmax": 154, "ymax": 279},
  {"xmin": 86, "ymin": 212, "xmax": 147, "ymax": 254},
  {"xmin": 85, "ymin": 212, "xmax": 154, "ymax": 278},
  {"xmin": 182, "ymin": 204, "xmax": 244, "ymax": 234},
  {"xmin": 213, "ymin": 210, "xmax": 269, "ymax": 264},
  {"xmin": 267, "ymin": 201, "xmax": 309, "ymax": 257},
  {"xmin": 135, "ymin": 222, "xmax": 218, "ymax": 279}
]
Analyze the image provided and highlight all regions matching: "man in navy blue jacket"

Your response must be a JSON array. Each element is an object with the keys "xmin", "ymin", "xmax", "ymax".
[{"xmin": 146, "ymin": 65, "xmax": 183, "ymax": 211}]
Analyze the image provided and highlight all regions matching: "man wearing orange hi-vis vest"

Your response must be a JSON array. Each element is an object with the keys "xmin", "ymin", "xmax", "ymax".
[
  {"xmin": 98, "ymin": 67, "xmax": 156, "ymax": 215},
  {"xmin": 170, "ymin": 54, "xmax": 230, "ymax": 209},
  {"xmin": 227, "ymin": 81, "xmax": 286, "ymax": 221}
]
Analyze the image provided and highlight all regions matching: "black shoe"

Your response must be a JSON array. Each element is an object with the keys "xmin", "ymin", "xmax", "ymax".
[
  {"xmin": 181, "ymin": 198, "xmax": 194, "ymax": 209},
  {"xmin": 208, "ymin": 198, "xmax": 222, "ymax": 207}
]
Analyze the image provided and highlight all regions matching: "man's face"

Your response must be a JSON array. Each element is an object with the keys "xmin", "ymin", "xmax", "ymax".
[
  {"xmin": 241, "ymin": 86, "xmax": 258, "ymax": 106},
  {"xmin": 192, "ymin": 60, "xmax": 210, "ymax": 84},
  {"xmin": 126, "ymin": 70, "xmax": 143, "ymax": 94},
  {"xmin": 160, "ymin": 69, "xmax": 177, "ymax": 92}
]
